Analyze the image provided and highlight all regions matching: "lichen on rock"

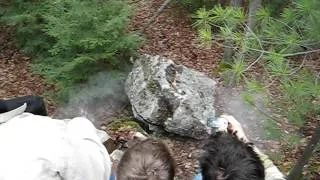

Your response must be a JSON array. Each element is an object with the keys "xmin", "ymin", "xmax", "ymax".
[{"xmin": 125, "ymin": 54, "xmax": 217, "ymax": 139}]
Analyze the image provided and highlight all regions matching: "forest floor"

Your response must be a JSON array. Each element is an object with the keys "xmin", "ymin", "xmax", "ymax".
[
  {"xmin": 128, "ymin": 0, "xmax": 319, "ymax": 178},
  {"xmin": 0, "ymin": 0, "xmax": 319, "ymax": 179}
]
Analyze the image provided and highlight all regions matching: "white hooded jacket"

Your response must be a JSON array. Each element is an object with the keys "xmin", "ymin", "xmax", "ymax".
[{"xmin": 0, "ymin": 104, "xmax": 112, "ymax": 180}]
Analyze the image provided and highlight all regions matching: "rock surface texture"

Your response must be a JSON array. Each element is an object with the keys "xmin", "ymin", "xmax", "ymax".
[{"xmin": 125, "ymin": 54, "xmax": 217, "ymax": 139}]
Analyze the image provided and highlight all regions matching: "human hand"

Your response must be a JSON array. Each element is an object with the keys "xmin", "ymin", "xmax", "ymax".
[{"xmin": 220, "ymin": 115, "xmax": 249, "ymax": 143}]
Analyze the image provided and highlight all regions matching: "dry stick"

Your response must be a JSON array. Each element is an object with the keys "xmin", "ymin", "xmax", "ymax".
[
  {"xmin": 245, "ymin": 47, "xmax": 320, "ymax": 57},
  {"xmin": 283, "ymin": 48, "xmax": 320, "ymax": 57},
  {"xmin": 287, "ymin": 125, "xmax": 320, "ymax": 180},
  {"xmin": 289, "ymin": 54, "xmax": 308, "ymax": 76},
  {"xmin": 244, "ymin": 52, "xmax": 263, "ymax": 72},
  {"xmin": 139, "ymin": 0, "xmax": 173, "ymax": 34}
]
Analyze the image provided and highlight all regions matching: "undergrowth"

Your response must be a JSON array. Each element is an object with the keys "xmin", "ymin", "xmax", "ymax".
[{"xmin": 0, "ymin": 0, "xmax": 142, "ymax": 102}]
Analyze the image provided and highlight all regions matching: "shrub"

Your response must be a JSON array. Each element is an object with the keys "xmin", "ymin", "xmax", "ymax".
[{"xmin": 1, "ymin": 0, "xmax": 142, "ymax": 100}]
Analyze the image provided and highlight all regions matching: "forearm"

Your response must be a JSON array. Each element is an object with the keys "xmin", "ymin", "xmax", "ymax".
[{"xmin": 253, "ymin": 147, "xmax": 286, "ymax": 180}]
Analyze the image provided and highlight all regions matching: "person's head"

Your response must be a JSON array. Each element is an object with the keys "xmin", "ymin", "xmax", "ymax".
[
  {"xmin": 117, "ymin": 138, "xmax": 175, "ymax": 180},
  {"xmin": 200, "ymin": 132, "xmax": 265, "ymax": 180}
]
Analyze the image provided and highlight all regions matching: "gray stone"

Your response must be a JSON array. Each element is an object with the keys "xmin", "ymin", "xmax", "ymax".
[{"xmin": 125, "ymin": 54, "xmax": 217, "ymax": 139}]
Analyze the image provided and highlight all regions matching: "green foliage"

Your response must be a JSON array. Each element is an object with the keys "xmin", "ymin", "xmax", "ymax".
[
  {"xmin": 246, "ymin": 80, "xmax": 265, "ymax": 93},
  {"xmin": 228, "ymin": 55, "xmax": 246, "ymax": 84},
  {"xmin": 198, "ymin": 28, "xmax": 212, "ymax": 46},
  {"xmin": 265, "ymin": 53, "xmax": 291, "ymax": 77},
  {"xmin": 263, "ymin": 0, "xmax": 291, "ymax": 17},
  {"xmin": 0, "ymin": 0, "xmax": 53, "ymax": 55},
  {"xmin": 194, "ymin": 0, "xmax": 319, "ymax": 128},
  {"xmin": 193, "ymin": 6, "xmax": 245, "ymax": 45},
  {"xmin": 281, "ymin": 71, "xmax": 320, "ymax": 126},
  {"xmin": 193, "ymin": 8, "xmax": 214, "ymax": 31},
  {"xmin": 1, "ymin": 0, "xmax": 141, "ymax": 100},
  {"xmin": 194, "ymin": 6, "xmax": 245, "ymax": 31}
]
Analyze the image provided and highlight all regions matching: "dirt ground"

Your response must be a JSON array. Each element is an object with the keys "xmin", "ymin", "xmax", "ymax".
[{"xmin": 0, "ymin": 0, "xmax": 319, "ymax": 179}]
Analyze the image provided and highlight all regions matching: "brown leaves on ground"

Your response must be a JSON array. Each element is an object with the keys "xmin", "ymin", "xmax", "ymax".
[
  {"xmin": 129, "ymin": 0, "xmax": 320, "ymax": 178},
  {"xmin": 0, "ymin": 27, "xmax": 56, "ymax": 114},
  {"xmin": 1, "ymin": 0, "xmax": 319, "ymax": 178},
  {"xmin": 129, "ymin": 0, "xmax": 223, "ymax": 77}
]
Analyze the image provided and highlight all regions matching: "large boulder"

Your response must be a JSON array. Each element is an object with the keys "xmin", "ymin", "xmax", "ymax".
[{"xmin": 125, "ymin": 54, "xmax": 217, "ymax": 139}]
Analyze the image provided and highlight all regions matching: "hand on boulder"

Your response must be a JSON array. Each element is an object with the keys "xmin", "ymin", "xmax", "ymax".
[{"xmin": 220, "ymin": 115, "xmax": 249, "ymax": 143}]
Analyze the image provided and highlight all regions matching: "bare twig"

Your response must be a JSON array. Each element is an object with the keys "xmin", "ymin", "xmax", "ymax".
[
  {"xmin": 283, "ymin": 49, "xmax": 320, "ymax": 57},
  {"xmin": 245, "ymin": 47, "xmax": 320, "ymax": 57},
  {"xmin": 264, "ymin": 78, "xmax": 277, "ymax": 88},
  {"xmin": 289, "ymin": 55, "xmax": 308, "ymax": 76},
  {"xmin": 244, "ymin": 52, "xmax": 264, "ymax": 72}
]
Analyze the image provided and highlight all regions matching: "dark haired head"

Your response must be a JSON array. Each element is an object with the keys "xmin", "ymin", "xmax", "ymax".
[
  {"xmin": 200, "ymin": 132, "xmax": 265, "ymax": 180},
  {"xmin": 117, "ymin": 138, "xmax": 175, "ymax": 180}
]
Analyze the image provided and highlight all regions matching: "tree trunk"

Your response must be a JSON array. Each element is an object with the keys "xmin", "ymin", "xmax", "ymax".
[
  {"xmin": 247, "ymin": 0, "xmax": 262, "ymax": 30},
  {"xmin": 230, "ymin": 0, "xmax": 242, "ymax": 7},
  {"xmin": 287, "ymin": 125, "xmax": 320, "ymax": 180},
  {"xmin": 222, "ymin": 0, "xmax": 242, "ymax": 63},
  {"xmin": 222, "ymin": 41, "xmax": 234, "ymax": 63}
]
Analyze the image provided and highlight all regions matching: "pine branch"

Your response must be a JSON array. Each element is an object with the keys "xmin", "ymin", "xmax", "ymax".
[
  {"xmin": 283, "ymin": 49, "xmax": 320, "ymax": 57},
  {"xmin": 244, "ymin": 52, "xmax": 264, "ymax": 72},
  {"xmin": 245, "ymin": 47, "xmax": 320, "ymax": 57}
]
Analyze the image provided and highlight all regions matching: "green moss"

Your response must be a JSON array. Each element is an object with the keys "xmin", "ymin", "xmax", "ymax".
[{"xmin": 109, "ymin": 118, "xmax": 144, "ymax": 131}]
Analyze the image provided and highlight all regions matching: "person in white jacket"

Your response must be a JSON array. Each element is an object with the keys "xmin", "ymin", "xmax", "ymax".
[{"xmin": 0, "ymin": 103, "xmax": 112, "ymax": 180}]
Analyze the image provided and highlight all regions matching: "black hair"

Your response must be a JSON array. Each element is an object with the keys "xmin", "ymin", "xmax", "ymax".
[
  {"xmin": 200, "ymin": 132, "xmax": 265, "ymax": 180},
  {"xmin": 0, "ymin": 96, "xmax": 47, "ymax": 116}
]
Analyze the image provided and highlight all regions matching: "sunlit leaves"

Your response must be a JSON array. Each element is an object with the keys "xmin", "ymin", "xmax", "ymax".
[
  {"xmin": 193, "ymin": 8, "xmax": 214, "ymax": 31},
  {"xmin": 281, "ymin": 71, "xmax": 320, "ymax": 126},
  {"xmin": 211, "ymin": 6, "xmax": 245, "ymax": 28},
  {"xmin": 233, "ymin": 32, "xmax": 245, "ymax": 47},
  {"xmin": 198, "ymin": 28, "xmax": 212, "ymax": 46},
  {"xmin": 193, "ymin": 5, "xmax": 245, "ymax": 32},
  {"xmin": 256, "ymin": 8, "xmax": 271, "ymax": 26},
  {"xmin": 281, "ymin": 8, "xmax": 298, "ymax": 26}
]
